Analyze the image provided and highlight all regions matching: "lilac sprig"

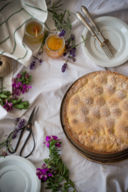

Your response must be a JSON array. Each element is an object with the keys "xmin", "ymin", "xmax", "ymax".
[
  {"xmin": 58, "ymin": 31, "xmax": 76, "ymax": 73},
  {"xmin": 30, "ymin": 55, "xmax": 43, "ymax": 70},
  {"xmin": 30, "ymin": 31, "xmax": 49, "ymax": 70},
  {"xmin": 61, "ymin": 63, "xmax": 67, "ymax": 72},
  {"xmin": 60, "ymin": 32, "xmax": 86, "ymax": 73},
  {"xmin": 12, "ymin": 118, "xmax": 26, "ymax": 139},
  {"xmin": 64, "ymin": 34, "xmax": 76, "ymax": 62},
  {"xmin": 59, "ymin": 29, "xmax": 66, "ymax": 37},
  {"xmin": 36, "ymin": 135, "xmax": 76, "ymax": 191}
]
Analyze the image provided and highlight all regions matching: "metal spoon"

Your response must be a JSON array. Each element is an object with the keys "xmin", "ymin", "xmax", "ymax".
[{"xmin": 0, "ymin": 55, "xmax": 11, "ymax": 90}]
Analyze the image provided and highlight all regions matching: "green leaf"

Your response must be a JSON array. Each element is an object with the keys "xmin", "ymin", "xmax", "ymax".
[
  {"xmin": 14, "ymin": 101, "xmax": 29, "ymax": 109},
  {"xmin": 0, "ymin": 93, "xmax": 8, "ymax": 99},
  {"xmin": 12, "ymin": 99, "xmax": 22, "ymax": 104}
]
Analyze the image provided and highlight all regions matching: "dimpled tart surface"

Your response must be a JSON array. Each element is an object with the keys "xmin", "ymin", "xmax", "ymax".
[{"xmin": 62, "ymin": 71, "xmax": 128, "ymax": 153}]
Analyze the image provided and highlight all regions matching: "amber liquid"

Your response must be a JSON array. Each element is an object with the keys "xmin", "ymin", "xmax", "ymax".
[
  {"xmin": 25, "ymin": 21, "xmax": 44, "ymax": 44},
  {"xmin": 45, "ymin": 35, "xmax": 65, "ymax": 58}
]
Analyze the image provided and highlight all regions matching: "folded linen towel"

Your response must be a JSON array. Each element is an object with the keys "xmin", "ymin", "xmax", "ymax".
[
  {"xmin": 0, "ymin": 0, "xmax": 48, "ymax": 67},
  {"xmin": 0, "ymin": 0, "xmax": 48, "ymax": 120}
]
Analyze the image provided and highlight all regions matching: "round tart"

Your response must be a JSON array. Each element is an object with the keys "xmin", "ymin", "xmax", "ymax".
[{"xmin": 61, "ymin": 71, "xmax": 128, "ymax": 155}]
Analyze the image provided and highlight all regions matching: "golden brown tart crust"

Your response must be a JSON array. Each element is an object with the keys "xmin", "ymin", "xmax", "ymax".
[{"xmin": 62, "ymin": 71, "xmax": 128, "ymax": 154}]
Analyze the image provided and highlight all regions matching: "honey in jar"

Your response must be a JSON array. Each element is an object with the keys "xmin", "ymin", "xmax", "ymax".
[{"xmin": 45, "ymin": 34, "xmax": 65, "ymax": 58}]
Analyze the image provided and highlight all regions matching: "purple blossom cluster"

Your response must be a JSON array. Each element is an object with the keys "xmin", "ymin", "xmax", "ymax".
[
  {"xmin": 61, "ymin": 63, "xmax": 67, "ymax": 73},
  {"xmin": 64, "ymin": 34, "xmax": 76, "ymax": 62},
  {"xmin": 36, "ymin": 135, "xmax": 61, "ymax": 182},
  {"xmin": 36, "ymin": 163, "xmax": 53, "ymax": 181},
  {"xmin": 30, "ymin": 55, "xmax": 43, "ymax": 70},
  {"xmin": 44, "ymin": 135, "xmax": 61, "ymax": 148},
  {"xmin": 58, "ymin": 30, "xmax": 76, "ymax": 73},
  {"xmin": 1, "ymin": 71, "xmax": 31, "ymax": 112},
  {"xmin": 12, "ymin": 118, "xmax": 26, "ymax": 139},
  {"xmin": 59, "ymin": 29, "xmax": 66, "ymax": 37},
  {"xmin": 12, "ymin": 72, "xmax": 32, "ymax": 96},
  {"xmin": 3, "ymin": 101, "xmax": 13, "ymax": 111}
]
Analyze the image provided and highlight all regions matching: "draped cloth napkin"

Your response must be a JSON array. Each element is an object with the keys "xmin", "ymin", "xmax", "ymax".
[
  {"xmin": 1, "ymin": 1, "xmax": 128, "ymax": 192},
  {"xmin": 0, "ymin": 0, "xmax": 48, "ymax": 119},
  {"xmin": 0, "ymin": 0, "xmax": 48, "ymax": 66}
]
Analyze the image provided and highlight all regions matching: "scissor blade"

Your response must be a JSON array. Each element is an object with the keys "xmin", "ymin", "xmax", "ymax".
[{"xmin": 27, "ymin": 106, "xmax": 39, "ymax": 126}]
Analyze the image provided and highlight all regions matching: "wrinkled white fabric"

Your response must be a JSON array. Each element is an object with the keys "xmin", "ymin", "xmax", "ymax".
[{"xmin": 0, "ymin": 0, "xmax": 128, "ymax": 192}]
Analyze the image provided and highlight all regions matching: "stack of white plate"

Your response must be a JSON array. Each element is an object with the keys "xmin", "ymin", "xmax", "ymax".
[{"xmin": 0, "ymin": 155, "xmax": 41, "ymax": 192}]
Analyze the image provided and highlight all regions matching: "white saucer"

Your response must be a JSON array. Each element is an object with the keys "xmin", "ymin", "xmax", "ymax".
[
  {"xmin": 0, "ymin": 155, "xmax": 41, "ymax": 192},
  {"xmin": 82, "ymin": 16, "xmax": 128, "ymax": 67}
]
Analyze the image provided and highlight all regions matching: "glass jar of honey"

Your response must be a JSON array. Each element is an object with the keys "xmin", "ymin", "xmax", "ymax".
[
  {"xmin": 24, "ymin": 19, "xmax": 44, "ymax": 44},
  {"xmin": 45, "ymin": 34, "xmax": 65, "ymax": 58}
]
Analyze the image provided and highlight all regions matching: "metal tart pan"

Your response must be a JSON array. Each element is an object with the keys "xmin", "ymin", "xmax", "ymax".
[{"xmin": 60, "ymin": 71, "xmax": 128, "ymax": 163}]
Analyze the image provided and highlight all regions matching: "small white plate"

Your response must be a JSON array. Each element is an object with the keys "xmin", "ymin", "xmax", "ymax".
[
  {"xmin": 0, "ymin": 155, "xmax": 41, "ymax": 192},
  {"xmin": 82, "ymin": 16, "xmax": 128, "ymax": 67}
]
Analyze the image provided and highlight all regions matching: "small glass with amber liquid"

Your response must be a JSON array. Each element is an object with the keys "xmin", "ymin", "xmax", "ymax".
[
  {"xmin": 24, "ymin": 19, "xmax": 44, "ymax": 44},
  {"xmin": 45, "ymin": 34, "xmax": 65, "ymax": 58}
]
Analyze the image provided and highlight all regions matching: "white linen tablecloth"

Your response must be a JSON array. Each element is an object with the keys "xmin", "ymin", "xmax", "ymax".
[{"xmin": 1, "ymin": 0, "xmax": 128, "ymax": 192}]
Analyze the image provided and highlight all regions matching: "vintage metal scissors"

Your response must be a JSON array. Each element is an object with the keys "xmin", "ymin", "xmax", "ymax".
[{"xmin": 6, "ymin": 106, "xmax": 39, "ymax": 158}]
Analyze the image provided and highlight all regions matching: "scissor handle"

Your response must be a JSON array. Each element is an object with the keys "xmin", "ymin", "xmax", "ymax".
[
  {"xmin": 6, "ymin": 106, "xmax": 38, "ymax": 157},
  {"xmin": 19, "ymin": 129, "xmax": 35, "ymax": 158},
  {"xmin": 7, "ymin": 127, "xmax": 35, "ymax": 158},
  {"xmin": 7, "ymin": 127, "xmax": 26, "ymax": 154}
]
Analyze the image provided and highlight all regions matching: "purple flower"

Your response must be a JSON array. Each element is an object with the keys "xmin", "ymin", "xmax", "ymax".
[
  {"xmin": 42, "ymin": 163, "xmax": 47, "ymax": 168},
  {"xmin": 61, "ymin": 63, "xmax": 67, "ymax": 73},
  {"xmin": 12, "ymin": 73, "xmax": 32, "ymax": 96},
  {"xmin": 44, "ymin": 135, "xmax": 61, "ymax": 148},
  {"xmin": 46, "ymin": 142, "xmax": 50, "ymax": 147},
  {"xmin": 12, "ymin": 118, "xmax": 26, "ymax": 139},
  {"xmin": 52, "ymin": 136, "xmax": 58, "ymax": 140},
  {"xmin": 3, "ymin": 101, "xmax": 13, "ymax": 111},
  {"xmin": 36, "ymin": 163, "xmax": 53, "ymax": 182},
  {"xmin": 59, "ymin": 29, "xmax": 66, "ymax": 37},
  {"xmin": 18, "ymin": 119, "xmax": 26, "ymax": 129},
  {"xmin": 47, "ymin": 173, "xmax": 53, "ymax": 177},
  {"xmin": 70, "ymin": 47, "xmax": 76, "ymax": 57},
  {"xmin": 46, "ymin": 136, "xmax": 52, "ymax": 142},
  {"xmin": 63, "ymin": 34, "xmax": 76, "ymax": 66},
  {"xmin": 44, "ymin": 136, "xmax": 51, "ymax": 148},
  {"xmin": 16, "ymin": 117, "xmax": 20, "ymax": 123},
  {"xmin": 30, "ymin": 61, "xmax": 36, "ymax": 70},
  {"xmin": 30, "ymin": 56, "xmax": 43, "ymax": 70},
  {"xmin": 55, "ymin": 142, "xmax": 61, "ymax": 147},
  {"xmin": 70, "ymin": 34, "xmax": 75, "ymax": 41},
  {"xmin": 39, "ymin": 59, "xmax": 43, "ymax": 63},
  {"xmin": 16, "ymin": 73, "xmax": 21, "ymax": 79}
]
